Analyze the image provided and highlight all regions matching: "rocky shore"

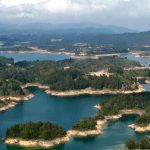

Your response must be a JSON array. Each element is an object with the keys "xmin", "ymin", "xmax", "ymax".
[
  {"xmin": 1, "ymin": 136, "xmax": 70, "ymax": 148},
  {"xmin": 128, "ymin": 124, "xmax": 150, "ymax": 132},
  {"xmin": 22, "ymin": 82, "xmax": 144, "ymax": 97},
  {"xmin": 2, "ymin": 128, "xmax": 103, "ymax": 148},
  {"xmin": 21, "ymin": 83, "xmax": 49, "ymax": 90},
  {"xmin": 67, "ymin": 130, "xmax": 102, "ymax": 137},
  {"xmin": 0, "ymin": 94, "xmax": 34, "ymax": 112},
  {"xmin": 145, "ymin": 80, "xmax": 150, "ymax": 84},
  {"xmin": 45, "ymin": 84, "xmax": 144, "ymax": 96},
  {"xmin": 94, "ymin": 104, "xmax": 101, "ymax": 109},
  {"xmin": 0, "ymin": 94, "xmax": 34, "ymax": 101},
  {"xmin": 94, "ymin": 105, "xmax": 146, "ymax": 133},
  {"xmin": 0, "ymin": 102, "xmax": 17, "ymax": 112}
]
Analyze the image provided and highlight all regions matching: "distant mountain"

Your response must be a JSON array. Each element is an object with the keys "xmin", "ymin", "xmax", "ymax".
[
  {"xmin": 0, "ymin": 21, "xmax": 137, "ymax": 34},
  {"xmin": 104, "ymin": 25, "xmax": 136, "ymax": 34}
]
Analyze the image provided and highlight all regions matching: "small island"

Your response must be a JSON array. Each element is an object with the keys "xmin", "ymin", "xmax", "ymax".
[
  {"xmin": 1, "ymin": 121, "xmax": 69, "ymax": 148},
  {"xmin": 68, "ymin": 117, "xmax": 102, "ymax": 137}
]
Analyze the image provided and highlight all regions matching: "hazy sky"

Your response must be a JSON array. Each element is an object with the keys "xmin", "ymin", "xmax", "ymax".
[{"xmin": 0, "ymin": 0, "xmax": 150, "ymax": 31}]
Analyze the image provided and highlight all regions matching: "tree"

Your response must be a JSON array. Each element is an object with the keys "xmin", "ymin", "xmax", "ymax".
[
  {"xmin": 140, "ymin": 136, "xmax": 150, "ymax": 149},
  {"xmin": 125, "ymin": 138, "xmax": 135, "ymax": 149}
]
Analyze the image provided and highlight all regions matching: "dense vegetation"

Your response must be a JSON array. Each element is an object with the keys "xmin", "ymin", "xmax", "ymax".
[
  {"xmin": 129, "ymin": 69, "xmax": 150, "ymax": 78},
  {"xmin": 0, "ymin": 56, "xmax": 140, "ymax": 95},
  {"xmin": 41, "ymin": 70, "xmax": 136, "ymax": 91},
  {"xmin": 125, "ymin": 136, "xmax": 150, "ymax": 149},
  {"xmin": 6, "ymin": 121, "xmax": 66, "ymax": 140},
  {"xmin": 72, "ymin": 92, "xmax": 150, "ymax": 131},
  {"xmin": 0, "ymin": 79, "xmax": 24, "ymax": 96},
  {"xmin": 98, "ymin": 92, "xmax": 150, "ymax": 126},
  {"xmin": 99, "ymin": 92, "xmax": 150, "ymax": 116},
  {"xmin": 72, "ymin": 118, "xmax": 97, "ymax": 131}
]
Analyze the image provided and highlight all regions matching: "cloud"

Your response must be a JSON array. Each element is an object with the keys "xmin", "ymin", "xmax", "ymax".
[{"xmin": 0, "ymin": 0, "xmax": 150, "ymax": 30}]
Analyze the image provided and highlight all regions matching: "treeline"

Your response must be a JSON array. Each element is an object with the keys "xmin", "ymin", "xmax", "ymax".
[
  {"xmin": 39, "ymin": 70, "xmax": 136, "ymax": 91},
  {"xmin": 6, "ymin": 121, "xmax": 66, "ymax": 140},
  {"xmin": 129, "ymin": 69, "xmax": 150, "ymax": 77},
  {"xmin": 99, "ymin": 92, "xmax": 150, "ymax": 117},
  {"xmin": 125, "ymin": 136, "xmax": 150, "ymax": 149},
  {"xmin": 0, "ymin": 56, "xmax": 14, "ymax": 66},
  {"xmin": 0, "ymin": 79, "xmax": 24, "ymax": 96},
  {"xmin": 0, "ymin": 56, "xmax": 140, "ymax": 96},
  {"xmin": 72, "ymin": 118, "xmax": 97, "ymax": 131}
]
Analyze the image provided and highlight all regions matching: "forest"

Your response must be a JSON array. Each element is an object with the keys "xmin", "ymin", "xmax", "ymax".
[
  {"xmin": 72, "ymin": 118, "xmax": 97, "ymax": 131},
  {"xmin": 42, "ymin": 70, "xmax": 136, "ymax": 91},
  {"xmin": 98, "ymin": 92, "xmax": 150, "ymax": 126},
  {"xmin": 0, "ymin": 56, "xmax": 140, "ymax": 96},
  {"xmin": 6, "ymin": 121, "xmax": 66, "ymax": 140}
]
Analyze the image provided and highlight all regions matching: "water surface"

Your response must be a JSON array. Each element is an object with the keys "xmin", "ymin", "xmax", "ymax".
[
  {"xmin": 120, "ymin": 53, "xmax": 150, "ymax": 66},
  {"xmin": 0, "ymin": 53, "xmax": 71, "ymax": 62},
  {"xmin": 0, "ymin": 87, "xmax": 150, "ymax": 150}
]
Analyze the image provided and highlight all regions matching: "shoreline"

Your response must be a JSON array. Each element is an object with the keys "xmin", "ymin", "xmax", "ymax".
[
  {"xmin": 45, "ymin": 84, "xmax": 145, "ymax": 96},
  {"xmin": 1, "ymin": 136, "xmax": 70, "ymax": 148},
  {"xmin": 0, "ymin": 49, "xmax": 128, "ymax": 59},
  {"xmin": 22, "ymin": 83, "xmax": 145, "ymax": 97},
  {"xmin": 128, "ymin": 124, "xmax": 150, "ymax": 132},
  {"xmin": 0, "ymin": 94, "xmax": 34, "ymax": 112},
  {"xmin": 145, "ymin": 79, "xmax": 150, "ymax": 84},
  {"xmin": 136, "ymin": 55, "xmax": 150, "ymax": 58},
  {"xmin": 94, "ymin": 105, "xmax": 146, "ymax": 133},
  {"xmin": 1, "ymin": 101, "xmax": 147, "ymax": 148}
]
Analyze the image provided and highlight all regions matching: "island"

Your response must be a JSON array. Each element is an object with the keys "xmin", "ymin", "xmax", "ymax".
[{"xmin": 1, "ymin": 121, "xmax": 69, "ymax": 148}]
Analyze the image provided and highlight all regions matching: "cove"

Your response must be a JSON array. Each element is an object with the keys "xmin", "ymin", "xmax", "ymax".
[{"xmin": 1, "ymin": 86, "xmax": 150, "ymax": 150}]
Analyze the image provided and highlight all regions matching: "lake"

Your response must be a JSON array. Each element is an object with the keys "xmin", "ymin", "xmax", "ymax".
[
  {"xmin": 0, "ymin": 52, "xmax": 150, "ymax": 67},
  {"xmin": 0, "ymin": 53, "xmax": 150, "ymax": 150}
]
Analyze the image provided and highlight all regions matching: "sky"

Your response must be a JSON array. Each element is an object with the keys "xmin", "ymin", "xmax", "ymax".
[{"xmin": 0, "ymin": 0, "xmax": 150, "ymax": 31}]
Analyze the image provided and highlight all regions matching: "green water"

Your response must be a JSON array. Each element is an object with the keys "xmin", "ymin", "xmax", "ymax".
[{"xmin": 1, "ymin": 87, "xmax": 150, "ymax": 150}]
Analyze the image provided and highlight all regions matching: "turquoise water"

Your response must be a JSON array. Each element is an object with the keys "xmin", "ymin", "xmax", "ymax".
[
  {"xmin": 1, "ymin": 87, "xmax": 150, "ymax": 150},
  {"xmin": 0, "ymin": 53, "xmax": 150, "ymax": 149}
]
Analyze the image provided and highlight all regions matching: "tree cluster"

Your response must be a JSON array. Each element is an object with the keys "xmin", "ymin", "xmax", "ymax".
[
  {"xmin": 72, "ymin": 117, "xmax": 97, "ymax": 131},
  {"xmin": 125, "ymin": 136, "xmax": 150, "ymax": 149},
  {"xmin": 6, "ymin": 121, "xmax": 66, "ymax": 140}
]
